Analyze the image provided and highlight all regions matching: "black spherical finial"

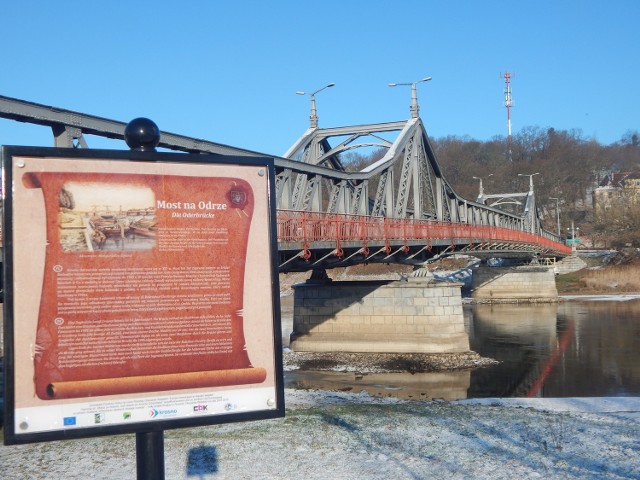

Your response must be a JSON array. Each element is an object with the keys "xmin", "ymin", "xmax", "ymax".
[{"xmin": 124, "ymin": 117, "xmax": 160, "ymax": 151}]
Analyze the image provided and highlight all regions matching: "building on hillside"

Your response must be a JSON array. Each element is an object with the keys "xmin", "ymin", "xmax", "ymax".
[{"xmin": 593, "ymin": 172, "xmax": 640, "ymax": 213}]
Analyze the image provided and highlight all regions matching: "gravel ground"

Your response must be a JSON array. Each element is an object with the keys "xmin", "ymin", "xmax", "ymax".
[
  {"xmin": 282, "ymin": 350, "xmax": 498, "ymax": 374},
  {"xmin": 2, "ymin": 390, "xmax": 639, "ymax": 479}
]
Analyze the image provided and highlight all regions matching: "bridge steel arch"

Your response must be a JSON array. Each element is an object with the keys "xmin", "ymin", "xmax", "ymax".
[
  {"xmin": 276, "ymin": 115, "xmax": 568, "ymax": 270},
  {"xmin": 0, "ymin": 95, "xmax": 570, "ymax": 272}
]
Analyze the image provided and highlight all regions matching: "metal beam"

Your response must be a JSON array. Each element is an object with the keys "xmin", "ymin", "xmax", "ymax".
[
  {"xmin": 0, "ymin": 94, "xmax": 560, "ymax": 243},
  {"xmin": 0, "ymin": 94, "xmax": 260, "ymax": 156}
]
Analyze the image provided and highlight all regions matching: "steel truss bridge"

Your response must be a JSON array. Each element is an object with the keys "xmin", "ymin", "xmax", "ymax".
[{"xmin": 0, "ymin": 95, "xmax": 571, "ymax": 272}]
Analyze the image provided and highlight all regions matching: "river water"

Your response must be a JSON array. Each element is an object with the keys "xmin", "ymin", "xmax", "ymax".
[{"xmin": 282, "ymin": 296, "xmax": 640, "ymax": 400}]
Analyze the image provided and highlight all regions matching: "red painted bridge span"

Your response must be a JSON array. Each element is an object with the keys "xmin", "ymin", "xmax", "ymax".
[{"xmin": 276, "ymin": 210, "xmax": 571, "ymax": 272}]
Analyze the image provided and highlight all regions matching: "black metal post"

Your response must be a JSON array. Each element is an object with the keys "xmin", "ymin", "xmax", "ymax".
[
  {"xmin": 136, "ymin": 431, "xmax": 165, "ymax": 480},
  {"xmin": 126, "ymin": 118, "xmax": 165, "ymax": 480}
]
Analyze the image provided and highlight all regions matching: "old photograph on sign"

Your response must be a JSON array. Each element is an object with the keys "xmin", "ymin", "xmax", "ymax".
[{"xmin": 56, "ymin": 181, "xmax": 157, "ymax": 252}]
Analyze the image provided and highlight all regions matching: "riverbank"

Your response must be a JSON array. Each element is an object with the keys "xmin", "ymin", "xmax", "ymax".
[
  {"xmin": 556, "ymin": 249, "xmax": 640, "ymax": 295},
  {"xmin": 1, "ymin": 389, "xmax": 638, "ymax": 479}
]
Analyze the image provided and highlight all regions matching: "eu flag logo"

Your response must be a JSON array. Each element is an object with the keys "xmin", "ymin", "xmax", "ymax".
[{"xmin": 63, "ymin": 417, "xmax": 76, "ymax": 426}]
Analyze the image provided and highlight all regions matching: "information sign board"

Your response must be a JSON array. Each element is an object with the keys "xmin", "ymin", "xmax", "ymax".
[{"xmin": 2, "ymin": 146, "xmax": 284, "ymax": 445}]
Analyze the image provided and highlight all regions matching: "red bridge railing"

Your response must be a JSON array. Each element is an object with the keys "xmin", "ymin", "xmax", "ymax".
[{"xmin": 276, "ymin": 210, "xmax": 571, "ymax": 256}]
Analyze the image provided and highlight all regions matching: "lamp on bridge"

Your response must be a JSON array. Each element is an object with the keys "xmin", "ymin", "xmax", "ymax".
[
  {"xmin": 567, "ymin": 221, "xmax": 580, "ymax": 253},
  {"xmin": 388, "ymin": 76, "xmax": 432, "ymax": 119},
  {"xmin": 473, "ymin": 173, "xmax": 493, "ymax": 201},
  {"xmin": 296, "ymin": 82, "xmax": 335, "ymax": 128},
  {"xmin": 518, "ymin": 172, "xmax": 540, "ymax": 192}
]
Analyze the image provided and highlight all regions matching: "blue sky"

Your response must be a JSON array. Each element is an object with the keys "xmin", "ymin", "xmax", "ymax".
[{"xmin": 1, "ymin": 1, "xmax": 638, "ymax": 156}]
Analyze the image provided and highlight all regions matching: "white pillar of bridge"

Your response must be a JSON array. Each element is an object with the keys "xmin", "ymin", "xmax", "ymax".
[
  {"xmin": 289, "ymin": 276, "xmax": 470, "ymax": 354},
  {"xmin": 471, "ymin": 266, "xmax": 559, "ymax": 303}
]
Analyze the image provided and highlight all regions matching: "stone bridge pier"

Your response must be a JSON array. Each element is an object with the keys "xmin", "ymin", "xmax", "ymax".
[
  {"xmin": 289, "ymin": 274, "xmax": 469, "ymax": 354},
  {"xmin": 470, "ymin": 266, "xmax": 559, "ymax": 303}
]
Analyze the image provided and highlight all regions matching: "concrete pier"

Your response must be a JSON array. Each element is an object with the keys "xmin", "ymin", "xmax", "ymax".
[
  {"xmin": 289, "ymin": 277, "xmax": 469, "ymax": 354},
  {"xmin": 471, "ymin": 266, "xmax": 559, "ymax": 303}
]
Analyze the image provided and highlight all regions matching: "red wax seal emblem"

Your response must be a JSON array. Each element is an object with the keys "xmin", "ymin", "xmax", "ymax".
[{"xmin": 227, "ymin": 182, "xmax": 249, "ymax": 210}]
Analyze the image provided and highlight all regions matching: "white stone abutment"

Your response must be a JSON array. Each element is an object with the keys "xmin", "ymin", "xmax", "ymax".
[
  {"xmin": 470, "ymin": 266, "xmax": 559, "ymax": 303},
  {"xmin": 289, "ymin": 278, "xmax": 469, "ymax": 354}
]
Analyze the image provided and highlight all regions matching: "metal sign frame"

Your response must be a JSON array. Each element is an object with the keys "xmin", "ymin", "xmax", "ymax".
[{"xmin": 2, "ymin": 146, "xmax": 284, "ymax": 445}]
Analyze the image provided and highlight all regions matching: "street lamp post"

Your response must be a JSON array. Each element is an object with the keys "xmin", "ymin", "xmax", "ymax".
[
  {"xmin": 518, "ymin": 172, "xmax": 540, "ymax": 192},
  {"xmin": 388, "ymin": 76, "xmax": 432, "ymax": 118},
  {"xmin": 567, "ymin": 221, "xmax": 580, "ymax": 253},
  {"xmin": 296, "ymin": 82, "xmax": 335, "ymax": 128},
  {"xmin": 472, "ymin": 173, "xmax": 493, "ymax": 201},
  {"xmin": 549, "ymin": 197, "xmax": 561, "ymax": 236}
]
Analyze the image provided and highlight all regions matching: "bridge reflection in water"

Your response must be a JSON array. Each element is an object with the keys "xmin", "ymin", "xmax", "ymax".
[
  {"xmin": 467, "ymin": 303, "xmax": 562, "ymax": 398},
  {"xmin": 285, "ymin": 370, "xmax": 470, "ymax": 402},
  {"xmin": 283, "ymin": 298, "xmax": 640, "ymax": 400}
]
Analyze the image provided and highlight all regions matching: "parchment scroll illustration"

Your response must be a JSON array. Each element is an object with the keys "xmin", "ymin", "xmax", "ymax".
[{"xmin": 23, "ymin": 171, "xmax": 266, "ymax": 400}]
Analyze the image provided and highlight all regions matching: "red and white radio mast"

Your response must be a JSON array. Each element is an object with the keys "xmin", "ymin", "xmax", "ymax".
[{"xmin": 501, "ymin": 71, "xmax": 514, "ymax": 160}]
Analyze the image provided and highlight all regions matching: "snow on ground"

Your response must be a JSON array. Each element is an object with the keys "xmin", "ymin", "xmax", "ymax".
[
  {"xmin": 2, "ymin": 389, "xmax": 639, "ymax": 479},
  {"xmin": 560, "ymin": 294, "xmax": 640, "ymax": 302}
]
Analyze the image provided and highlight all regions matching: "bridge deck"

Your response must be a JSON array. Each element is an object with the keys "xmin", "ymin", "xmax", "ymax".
[{"xmin": 276, "ymin": 210, "xmax": 571, "ymax": 272}]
